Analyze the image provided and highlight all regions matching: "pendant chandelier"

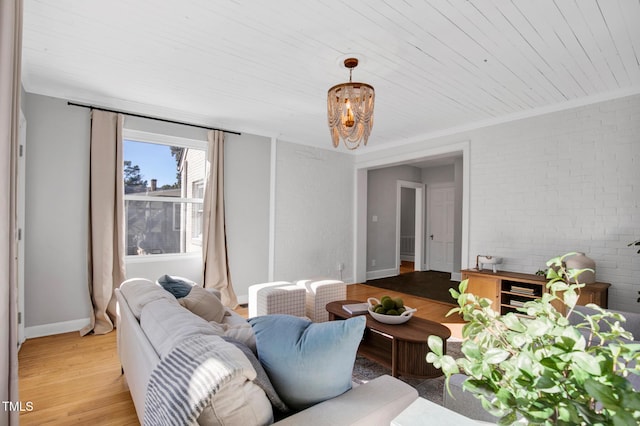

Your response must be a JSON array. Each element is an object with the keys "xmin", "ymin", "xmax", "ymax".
[{"xmin": 327, "ymin": 58, "xmax": 375, "ymax": 150}]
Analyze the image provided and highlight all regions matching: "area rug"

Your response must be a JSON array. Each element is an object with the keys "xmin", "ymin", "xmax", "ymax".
[
  {"xmin": 365, "ymin": 271, "xmax": 460, "ymax": 305},
  {"xmin": 351, "ymin": 340, "xmax": 463, "ymax": 406}
]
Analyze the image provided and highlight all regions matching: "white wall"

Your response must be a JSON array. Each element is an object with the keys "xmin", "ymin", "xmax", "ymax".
[
  {"xmin": 367, "ymin": 165, "xmax": 422, "ymax": 274},
  {"xmin": 358, "ymin": 94, "xmax": 640, "ymax": 313},
  {"xmin": 273, "ymin": 141, "xmax": 354, "ymax": 282},
  {"xmin": 23, "ymin": 94, "xmax": 92, "ymax": 333},
  {"xmin": 23, "ymin": 93, "xmax": 273, "ymax": 334},
  {"xmin": 225, "ymin": 132, "xmax": 271, "ymax": 300}
]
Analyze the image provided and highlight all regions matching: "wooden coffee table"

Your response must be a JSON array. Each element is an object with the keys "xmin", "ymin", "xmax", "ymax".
[{"xmin": 326, "ymin": 299, "xmax": 451, "ymax": 378}]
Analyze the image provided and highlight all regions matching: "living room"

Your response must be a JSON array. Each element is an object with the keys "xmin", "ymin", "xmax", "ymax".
[{"xmin": 2, "ymin": 1, "xmax": 640, "ymax": 425}]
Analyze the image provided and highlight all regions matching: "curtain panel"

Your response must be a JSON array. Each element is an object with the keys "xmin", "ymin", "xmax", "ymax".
[
  {"xmin": 202, "ymin": 130, "xmax": 238, "ymax": 307},
  {"xmin": 82, "ymin": 110, "xmax": 126, "ymax": 335},
  {"xmin": 0, "ymin": 0, "xmax": 23, "ymax": 424}
]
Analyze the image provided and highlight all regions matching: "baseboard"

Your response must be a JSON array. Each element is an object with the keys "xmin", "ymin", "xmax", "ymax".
[
  {"xmin": 237, "ymin": 294, "xmax": 248, "ymax": 305},
  {"xmin": 366, "ymin": 268, "xmax": 398, "ymax": 281},
  {"xmin": 25, "ymin": 317, "xmax": 91, "ymax": 339},
  {"xmin": 451, "ymin": 272, "xmax": 462, "ymax": 281}
]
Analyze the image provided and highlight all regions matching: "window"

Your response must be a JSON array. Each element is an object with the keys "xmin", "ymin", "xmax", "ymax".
[
  {"xmin": 191, "ymin": 180, "xmax": 204, "ymax": 243},
  {"xmin": 123, "ymin": 130, "xmax": 207, "ymax": 257}
]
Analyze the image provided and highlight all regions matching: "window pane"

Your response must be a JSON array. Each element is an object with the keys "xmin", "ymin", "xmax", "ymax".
[
  {"xmin": 125, "ymin": 200, "xmax": 203, "ymax": 255},
  {"xmin": 123, "ymin": 140, "xmax": 184, "ymax": 196},
  {"xmin": 123, "ymin": 138, "xmax": 207, "ymax": 256}
]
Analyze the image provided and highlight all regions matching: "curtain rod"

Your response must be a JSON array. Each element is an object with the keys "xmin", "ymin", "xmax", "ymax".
[{"xmin": 67, "ymin": 101, "xmax": 241, "ymax": 135}]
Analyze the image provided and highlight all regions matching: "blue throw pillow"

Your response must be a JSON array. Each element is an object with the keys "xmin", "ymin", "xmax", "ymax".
[
  {"xmin": 248, "ymin": 314, "xmax": 366, "ymax": 411},
  {"xmin": 157, "ymin": 275, "xmax": 193, "ymax": 299}
]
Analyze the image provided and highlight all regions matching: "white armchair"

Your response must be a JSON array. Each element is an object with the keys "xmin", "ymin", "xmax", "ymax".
[
  {"xmin": 247, "ymin": 281, "xmax": 306, "ymax": 318},
  {"xmin": 296, "ymin": 279, "xmax": 347, "ymax": 322}
]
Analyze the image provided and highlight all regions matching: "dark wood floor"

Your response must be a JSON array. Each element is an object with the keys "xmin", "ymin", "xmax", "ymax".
[{"xmin": 19, "ymin": 281, "xmax": 464, "ymax": 425}]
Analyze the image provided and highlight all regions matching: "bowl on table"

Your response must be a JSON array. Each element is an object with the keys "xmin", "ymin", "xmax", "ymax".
[{"xmin": 366, "ymin": 297, "xmax": 417, "ymax": 325}]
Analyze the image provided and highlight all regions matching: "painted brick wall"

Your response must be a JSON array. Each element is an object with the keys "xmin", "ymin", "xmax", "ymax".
[
  {"xmin": 469, "ymin": 95, "xmax": 640, "ymax": 312},
  {"xmin": 274, "ymin": 141, "xmax": 354, "ymax": 282}
]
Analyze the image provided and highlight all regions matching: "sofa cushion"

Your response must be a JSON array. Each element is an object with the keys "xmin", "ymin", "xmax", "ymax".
[
  {"xmin": 222, "ymin": 336, "xmax": 290, "ymax": 415},
  {"xmin": 144, "ymin": 334, "xmax": 273, "ymax": 426},
  {"xmin": 140, "ymin": 298, "xmax": 223, "ymax": 358},
  {"xmin": 220, "ymin": 309, "xmax": 257, "ymax": 352},
  {"xmin": 178, "ymin": 285, "xmax": 226, "ymax": 323},
  {"xmin": 157, "ymin": 274, "xmax": 194, "ymax": 298},
  {"xmin": 249, "ymin": 314, "xmax": 366, "ymax": 411},
  {"xmin": 118, "ymin": 278, "xmax": 178, "ymax": 319}
]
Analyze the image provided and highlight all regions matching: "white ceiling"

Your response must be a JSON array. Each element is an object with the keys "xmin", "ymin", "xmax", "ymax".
[{"xmin": 21, "ymin": 0, "xmax": 640, "ymax": 153}]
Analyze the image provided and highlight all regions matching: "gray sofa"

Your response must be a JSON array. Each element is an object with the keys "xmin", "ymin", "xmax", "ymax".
[
  {"xmin": 115, "ymin": 278, "xmax": 418, "ymax": 425},
  {"xmin": 443, "ymin": 305, "xmax": 640, "ymax": 423}
]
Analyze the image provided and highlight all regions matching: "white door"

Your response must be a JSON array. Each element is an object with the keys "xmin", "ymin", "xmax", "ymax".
[{"xmin": 428, "ymin": 184, "xmax": 454, "ymax": 273}]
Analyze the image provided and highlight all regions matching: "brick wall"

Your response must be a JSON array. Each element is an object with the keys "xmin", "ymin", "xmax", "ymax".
[{"xmin": 469, "ymin": 95, "xmax": 640, "ymax": 312}]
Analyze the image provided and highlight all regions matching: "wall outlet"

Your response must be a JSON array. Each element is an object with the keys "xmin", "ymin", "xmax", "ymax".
[
  {"xmin": 337, "ymin": 262, "xmax": 344, "ymax": 272},
  {"xmin": 371, "ymin": 259, "xmax": 376, "ymax": 267}
]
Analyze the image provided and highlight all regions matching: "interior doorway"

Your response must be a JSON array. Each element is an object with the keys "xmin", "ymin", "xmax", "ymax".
[
  {"xmin": 396, "ymin": 180, "xmax": 425, "ymax": 274},
  {"xmin": 354, "ymin": 141, "xmax": 470, "ymax": 284}
]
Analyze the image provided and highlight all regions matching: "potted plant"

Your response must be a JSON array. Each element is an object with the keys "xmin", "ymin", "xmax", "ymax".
[{"xmin": 427, "ymin": 253, "xmax": 640, "ymax": 425}]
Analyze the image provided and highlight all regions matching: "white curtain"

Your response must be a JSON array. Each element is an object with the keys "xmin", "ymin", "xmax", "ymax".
[
  {"xmin": 0, "ymin": 0, "xmax": 22, "ymax": 424},
  {"xmin": 202, "ymin": 130, "xmax": 238, "ymax": 307},
  {"xmin": 81, "ymin": 110, "xmax": 126, "ymax": 335}
]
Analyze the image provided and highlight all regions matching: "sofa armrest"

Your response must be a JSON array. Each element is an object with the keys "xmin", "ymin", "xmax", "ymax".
[
  {"xmin": 115, "ymin": 288, "xmax": 161, "ymax": 424},
  {"xmin": 273, "ymin": 375, "xmax": 417, "ymax": 426}
]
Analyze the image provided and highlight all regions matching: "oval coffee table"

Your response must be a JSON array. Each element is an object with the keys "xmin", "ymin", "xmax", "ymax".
[{"xmin": 326, "ymin": 299, "xmax": 452, "ymax": 378}]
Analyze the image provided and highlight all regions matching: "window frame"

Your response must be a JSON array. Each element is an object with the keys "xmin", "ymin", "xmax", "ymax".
[{"xmin": 122, "ymin": 129, "xmax": 208, "ymax": 261}]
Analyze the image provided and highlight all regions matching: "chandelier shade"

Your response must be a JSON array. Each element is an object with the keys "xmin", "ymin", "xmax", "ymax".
[{"xmin": 327, "ymin": 58, "xmax": 375, "ymax": 150}]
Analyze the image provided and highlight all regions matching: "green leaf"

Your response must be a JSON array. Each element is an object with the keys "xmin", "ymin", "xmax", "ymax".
[
  {"xmin": 584, "ymin": 379, "xmax": 619, "ymax": 409},
  {"xmin": 526, "ymin": 318, "xmax": 552, "ymax": 337},
  {"xmin": 621, "ymin": 388, "xmax": 640, "ymax": 411},
  {"xmin": 449, "ymin": 287, "xmax": 460, "ymax": 299},
  {"xmin": 459, "ymin": 279, "xmax": 468, "ymax": 294},
  {"xmin": 563, "ymin": 288, "xmax": 578, "ymax": 309},
  {"xmin": 571, "ymin": 352, "xmax": 602, "ymax": 375},
  {"xmin": 495, "ymin": 387, "xmax": 516, "ymax": 406},
  {"xmin": 535, "ymin": 375, "xmax": 561, "ymax": 393},
  {"xmin": 503, "ymin": 313, "xmax": 526, "ymax": 332},
  {"xmin": 612, "ymin": 410, "xmax": 638, "ymax": 426},
  {"xmin": 439, "ymin": 355, "xmax": 460, "ymax": 375},
  {"xmin": 485, "ymin": 348, "xmax": 510, "ymax": 364},
  {"xmin": 427, "ymin": 335, "xmax": 443, "ymax": 356}
]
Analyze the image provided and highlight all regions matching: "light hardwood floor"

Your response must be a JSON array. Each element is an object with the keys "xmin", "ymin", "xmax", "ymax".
[{"xmin": 19, "ymin": 283, "xmax": 464, "ymax": 425}]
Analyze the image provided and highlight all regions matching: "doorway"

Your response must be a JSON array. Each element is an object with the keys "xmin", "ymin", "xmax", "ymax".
[
  {"xmin": 354, "ymin": 141, "xmax": 470, "ymax": 284},
  {"xmin": 396, "ymin": 180, "xmax": 424, "ymax": 274}
]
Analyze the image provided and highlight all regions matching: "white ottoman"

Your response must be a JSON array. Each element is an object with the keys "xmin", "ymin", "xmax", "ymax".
[
  {"xmin": 248, "ymin": 281, "xmax": 306, "ymax": 318},
  {"xmin": 296, "ymin": 279, "xmax": 347, "ymax": 322}
]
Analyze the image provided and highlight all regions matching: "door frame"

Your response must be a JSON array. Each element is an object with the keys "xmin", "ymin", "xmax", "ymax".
[
  {"xmin": 18, "ymin": 109, "xmax": 26, "ymax": 347},
  {"xmin": 426, "ymin": 182, "xmax": 455, "ymax": 273},
  {"xmin": 354, "ymin": 140, "xmax": 470, "ymax": 284},
  {"xmin": 395, "ymin": 180, "xmax": 425, "ymax": 274}
]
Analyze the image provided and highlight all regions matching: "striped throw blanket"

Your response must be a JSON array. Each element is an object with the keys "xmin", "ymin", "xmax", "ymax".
[{"xmin": 143, "ymin": 334, "xmax": 249, "ymax": 426}]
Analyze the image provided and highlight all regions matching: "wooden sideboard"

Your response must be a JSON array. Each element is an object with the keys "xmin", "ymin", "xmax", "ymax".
[{"xmin": 460, "ymin": 269, "xmax": 610, "ymax": 315}]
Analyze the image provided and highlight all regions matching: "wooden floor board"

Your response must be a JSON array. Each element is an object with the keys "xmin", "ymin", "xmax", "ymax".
[{"xmin": 19, "ymin": 283, "xmax": 465, "ymax": 425}]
